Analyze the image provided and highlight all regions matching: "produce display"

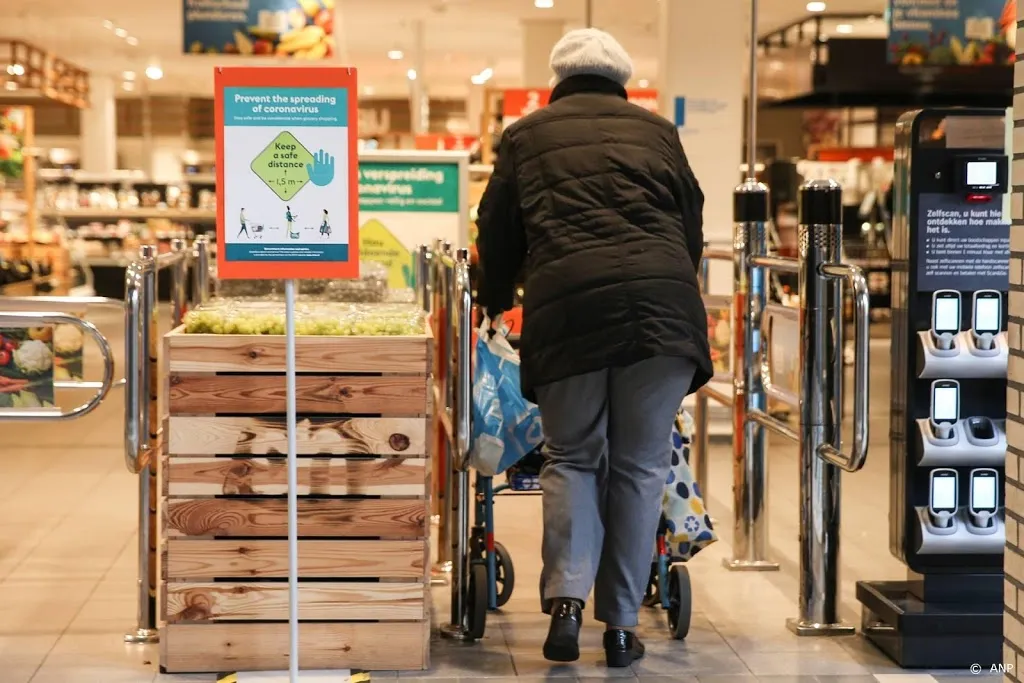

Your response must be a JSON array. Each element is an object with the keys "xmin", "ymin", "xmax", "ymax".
[
  {"xmin": 0, "ymin": 328, "xmax": 56, "ymax": 409},
  {"xmin": 184, "ymin": 300, "xmax": 425, "ymax": 336},
  {"xmin": 214, "ymin": 262, "xmax": 390, "ymax": 303}
]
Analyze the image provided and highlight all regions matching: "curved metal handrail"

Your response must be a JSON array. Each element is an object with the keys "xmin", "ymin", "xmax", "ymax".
[
  {"xmin": 0, "ymin": 312, "xmax": 115, "ymax": 421},
  {"xmin": 452, "ymin": 251, "xmax": 473, "ymax": 472},
  {"xmin": 817, "ymin": 262, "xmax": 871, "ymax": 473},
  {"xmin": 123, "ymin": 262, "xmax": 146, "ymax": 474}
]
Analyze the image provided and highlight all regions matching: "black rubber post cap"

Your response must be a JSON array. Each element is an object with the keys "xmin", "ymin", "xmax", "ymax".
[
  {"xmin": 733, "ymin": 180, "xmax": 769, "ymax": 223},
  {"xmin": 799, "ymin": 178, "xmax": 842, "ymax": 225}
]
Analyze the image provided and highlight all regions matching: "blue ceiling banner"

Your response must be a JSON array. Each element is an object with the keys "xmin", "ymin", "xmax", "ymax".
[{"xmin": 886, "ymin": 0, "xmax": 1016, "ymax": 65}]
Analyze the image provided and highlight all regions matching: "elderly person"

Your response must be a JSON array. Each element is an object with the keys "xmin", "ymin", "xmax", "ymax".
[{"xmin": 475, "ymin": 28, "xmax": 712, "ymax": 667}]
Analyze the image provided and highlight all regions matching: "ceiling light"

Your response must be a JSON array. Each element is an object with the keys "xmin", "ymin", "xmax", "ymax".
[
  {"xmin": 806, "ymin": 1, "xmax": 826, "ymax": 11},
  {"xmin": 638, "ymin": 78, "xmax": 649, "ymax": 87},
  {"xmin": 387, "ymin": 49, "xmax": 404, "ymax": 60},
  {"xmin": 103, "ymin": 20, "xmax": 114, "ymax": 29},
  {"xmin": 123, "ymin": 71, "xmax": 136, "ymax": 80},
  {"xmin": 407, "ymin": 68, "xmax": 417, "ymax": 80},
  {"xmin": 535, "ymin": 0, "xmax": 554, "ymax": 7},
  {"xmin": 126, "ymin": 36, "xmax": 138, "ymax": 46},
  {"xmin": 836, "ymin": 23, "xmax": 853, "ymax": 34},
  {"xmin": 122, "ymin": 81, "xmax": 135, "ymax": 92},
  {"xmin": 114, "ymin": 27, "xmax": 128, "ymax": 38},
  {"xmin": 145, "ymin": 65, "xmax": 163, "ymax": 80},
  {"xmin": 470, "ymin": 75, "xmax": 486, "ymax": 85},
  {"xmin": 6, "ymin": 64, "xmax": 24, "ymax": 77},
  {"xmin": 363, "ymin": 86, "xmax": 375, "ymax": 95},
  {"xmin": 479, "ymin": 67, "xmax": 493, "ymax": 80},
  {"xmin": 5, "ymin": 81, "xmax": 17, "ymax": 91}
]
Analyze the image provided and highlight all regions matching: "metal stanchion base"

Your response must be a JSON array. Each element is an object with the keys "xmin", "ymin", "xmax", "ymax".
[
  {"xmin": 124, "ymin": 628, "xmax": 159, "ymax": 644},
  {"xmin": 431, "ymin": 561, "xmax": 452, "ymax": 586},
  {"xmin": 722, "ymin": 558, "xmax": 780, "ymax": 571},
  {"xmin": 439, "ymin": 623, "xmax": 472, "ymax": 641},
  {"xmin": 785, "ymin": 618, "xmax": 855, "ymax": 637}
]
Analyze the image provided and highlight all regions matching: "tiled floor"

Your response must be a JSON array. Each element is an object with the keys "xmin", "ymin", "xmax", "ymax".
[{"xmin": 0, "ymin": 311, "xmax": 1001, "ymax": 681}]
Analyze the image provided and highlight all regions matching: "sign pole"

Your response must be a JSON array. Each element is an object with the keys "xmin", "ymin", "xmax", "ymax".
[{"xmin": 285, "ymin": 278, "xmax": 299, "ymax": 682}]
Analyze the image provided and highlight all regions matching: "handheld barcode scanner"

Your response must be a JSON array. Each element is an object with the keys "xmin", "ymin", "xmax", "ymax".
[
  {"xmin": 929, "ymin": 379, "xmax": 959, "ymax": 440},
  {"xmin": 968, "ymin": 468, "xmax": 999, "ymax": 530},
  {"xmin": 928, "ymin": 468, "xmax": 958, "ymax": 529},
  {"xmin": 972, "ymin": 290, "xmax": 1001, "ymax": 351},
  {"xmin": 931, "ymin": 290, "xmax": 961, "ymax": 351}
]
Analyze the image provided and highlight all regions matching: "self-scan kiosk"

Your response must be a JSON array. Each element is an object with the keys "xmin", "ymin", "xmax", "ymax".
[{"xmin": 856, "ymin": 108, "xmax": 1010, "ymax": 668}]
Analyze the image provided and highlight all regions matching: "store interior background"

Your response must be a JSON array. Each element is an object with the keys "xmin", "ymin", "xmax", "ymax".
[{"xmin": 2, "ymin": 0, "xmax": 1023, "ymax": 681}]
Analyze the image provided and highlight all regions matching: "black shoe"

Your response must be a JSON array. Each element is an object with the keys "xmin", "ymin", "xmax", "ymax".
[
  {"xmin": 603, "ymin": 629, "xmax": 645, "ymax": 668},
  {"xmin": 543, "ymin": 599, "xmax": 583, "ymax": 663}
]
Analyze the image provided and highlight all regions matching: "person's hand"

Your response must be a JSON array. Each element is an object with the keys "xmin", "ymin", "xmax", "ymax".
[
  {"xmin": 306, "ymin": 149, "xmax": 335, "ymax": 187},
  {"xmin": 488, "ymin": 314, "xmax": 503, "ymax": 337}
]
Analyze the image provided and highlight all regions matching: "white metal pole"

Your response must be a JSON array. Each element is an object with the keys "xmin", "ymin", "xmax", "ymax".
[{"xmin": 285, "ymin": 279, "xmax": 299, "ymax": 681}]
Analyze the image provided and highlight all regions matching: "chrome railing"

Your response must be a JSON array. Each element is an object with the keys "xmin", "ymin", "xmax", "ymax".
[{"xmin": 123, "ymin": 237, "xmax": 203, "ymax": 645}]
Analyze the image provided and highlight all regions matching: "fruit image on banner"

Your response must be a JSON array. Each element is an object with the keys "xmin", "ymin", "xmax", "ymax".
[
  {"xmin": 358, "ymin": 159, "xmax": 463, "ymax": 285},
  {"xmin": 183, "ymin": 0, "xmax": 335, "ymax": 58},
  {"xmin": 887, "ymin": 0, "xmax": 1016, "ymax": 65},
  {"xmin": 0, "ymin": 107, "xmax": 26, "ymax": 180},
  {"xmin": 359, "ymin": 219, "xmax": 412, "ymax": 289}
]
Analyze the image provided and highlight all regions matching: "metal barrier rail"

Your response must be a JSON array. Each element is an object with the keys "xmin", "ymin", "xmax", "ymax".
[
  {"xmin": 123, "ymin": 237, "xmax": 204, "ymax": 645},
  {"xmin": 746, "ymin": 179, "xmax": 871, "ymax": 636},
  {"xmin": 0, "ymin": 312, "xmax": 115, "ymax": 420}
]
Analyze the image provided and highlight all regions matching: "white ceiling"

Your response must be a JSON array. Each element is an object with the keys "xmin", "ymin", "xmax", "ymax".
[{"xmin": 1, "ymin": 0, "xmax": 888, "ymax": 99}]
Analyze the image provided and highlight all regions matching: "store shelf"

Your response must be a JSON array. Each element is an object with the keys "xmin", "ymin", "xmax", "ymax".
[{"xmin": 40, "ymin": 208, "xmax": 217, "ymax": 223}]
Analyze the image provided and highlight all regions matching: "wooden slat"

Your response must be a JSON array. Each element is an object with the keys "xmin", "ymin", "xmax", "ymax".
[
  {"xmin": 161, "ymin": 621, "xmax": 428, "ymax": 672},
  {"xmin": 166, "ymin": 331, "xmax": 429, "ymax": 374},
  {"xmin": 165, "ymin": 498, "xmax": 427, "ymax": 538},
  {"xmin": 165, "ymin": 582, "xmax": 425, "ymax": 622},
  {"xmin": 164, "ymin": 539, "xmax": 426, "ymax": 579},
  {"xmin": 168, "ymin": 416, "xmax": 425, "ymax": 456},
  {"xmin": 168, "ymin": 374, "xmax": 427, "ymax": 415},
  {"xmin": 166, "ymin": 457, "xmax": 426, "ymax": 496}
]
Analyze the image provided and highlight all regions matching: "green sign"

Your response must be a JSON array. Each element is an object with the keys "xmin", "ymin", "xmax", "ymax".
[
  {"xmin": 250, "ymin": 131, "xmax": 315, "ymax": 201},
  {"xmin": 358, "ymin": 162, "xmax": 459, "ymax": 212}
]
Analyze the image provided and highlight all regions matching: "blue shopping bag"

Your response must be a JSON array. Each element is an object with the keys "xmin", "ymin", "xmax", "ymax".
[{"xmin": 470, "ymin": 320, "xmax": 544, "ymax": 476}]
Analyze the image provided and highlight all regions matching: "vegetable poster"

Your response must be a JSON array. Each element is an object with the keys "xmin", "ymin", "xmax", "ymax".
[
  {"xmin": 0, "ymin": 107, "xmax": 26, "ymax": 181},
  {"xmin": 887, "ymin": 0, "xmax": 1016, "ymax": 65},
  {"xmin": 358, "ymin": 157, "xmax": 465, "ymax": 289},
  {"xmin": 183, "ymin": 0, "xmax": 335, "ymax": 58},
  {"xmin": 0, "ymin": 327, "xmax": 56, "ymax": 411},
  {"xmin": 216, "ymin": 67, "xmax": 359, "ymax": 281}
]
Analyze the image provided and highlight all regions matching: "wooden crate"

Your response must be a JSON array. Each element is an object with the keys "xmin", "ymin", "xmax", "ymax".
[{"xmin": 160, "ymin": 327, "xmax": 432, "ymax": 674}]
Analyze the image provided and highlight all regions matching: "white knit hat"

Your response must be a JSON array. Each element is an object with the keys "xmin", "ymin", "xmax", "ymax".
[{"xmin": 549, "ymin": 28, "xmax": 633, "ymax": 86}]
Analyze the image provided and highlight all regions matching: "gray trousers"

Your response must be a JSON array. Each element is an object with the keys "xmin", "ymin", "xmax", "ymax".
[{"xmin": 534, "ymin": 355, "xmax": 695, "ymax": 627}]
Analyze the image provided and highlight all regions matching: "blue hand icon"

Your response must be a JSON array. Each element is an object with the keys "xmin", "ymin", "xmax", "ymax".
[{"xmin": 306, "ymin": 149, "xmax": 335, "ymax": 187}]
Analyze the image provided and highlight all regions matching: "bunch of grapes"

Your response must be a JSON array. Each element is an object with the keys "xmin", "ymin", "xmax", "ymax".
[{"xmin": 184, "ymin": 301, "xmax": 425, "ymax": 337}]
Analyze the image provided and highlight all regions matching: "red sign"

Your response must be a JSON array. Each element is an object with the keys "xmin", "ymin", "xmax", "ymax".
[
  {"xmin": 502, "ymin": 88, "xmax": 660, "ymax": 118},
  {"xmin": 414, "ymin": 134, "xmax": 479, "ymax": 151}
]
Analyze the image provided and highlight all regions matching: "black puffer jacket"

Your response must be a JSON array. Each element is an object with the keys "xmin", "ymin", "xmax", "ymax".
[{"xmin": 476, "ymin": 74, "xmax": 712, "ymax": 401}]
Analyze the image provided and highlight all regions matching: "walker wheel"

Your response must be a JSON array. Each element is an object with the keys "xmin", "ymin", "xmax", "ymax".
[
  {"xmin": 667, "ymin": 564, "xmax": 691, "ymax": 640},
  {"xmin": 466, "ymin": 562, "xmax": 488, "ymax": 640},
  {"xmin": 494, "ymin": 541, "xmax": 515, "ymax": 608}
]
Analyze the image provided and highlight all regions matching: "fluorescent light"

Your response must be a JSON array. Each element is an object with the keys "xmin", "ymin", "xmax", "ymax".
[
  {"xmin": 123, "ymin": 71, "xmax": 136, "ymax": 80},
  {"xmin": 114, "ymin": 27, "xmax": 128, "ymax": 38},
  {"xmin": 638, "ymin": 78, "xmax": 649, "ymax": 87},
  {"xmin": 407, "ymin": 68, "xmax": 417, "ymax": 80},
  {"xmin": 145, "ymin": 65, "xmax": 163, "ymax": 80},
  {"xmin": 102, "ymin": 20, "xmax": 114, "ymax": 29},
  {"xmin": 836, "ymin": 23, "xmax": 853, "ymax": 34},
  {"xmin": 535, "ymin": 0, "xmax": 554, "ymax": 7},
  {"xmin": 470, "ymin": 74, "xmax": 486, "ymax": 85},
  {"xmin": 479, "ymin": 67, "xmax": 493, "ymax": 80},
  {"xmin": 126, "ymin": 36, "xmax": 138, "ymax": 46},
  {"xmin": 806, "ymin": 1, "xmax": 826, "ymax": 11},
  {"xmin": 387, "ymin": 49, "xmax": 404, "ymax": 60}
]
